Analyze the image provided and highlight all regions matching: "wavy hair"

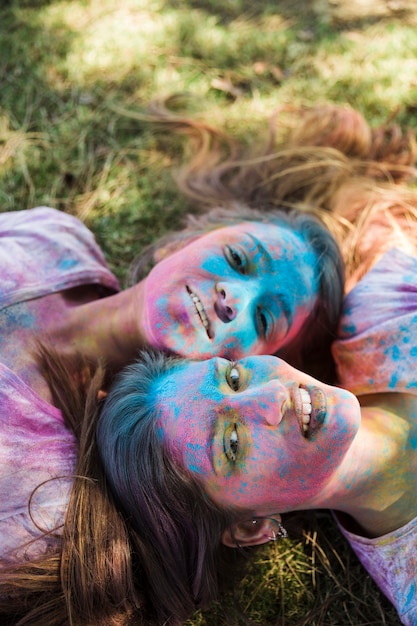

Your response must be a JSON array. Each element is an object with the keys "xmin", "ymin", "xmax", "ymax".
[{"xmin": 130, "ymin": 96, "xmax": 417, "ymax": 286}]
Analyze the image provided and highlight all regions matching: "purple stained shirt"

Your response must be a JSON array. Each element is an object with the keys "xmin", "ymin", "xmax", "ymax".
[
  {"xmin": 0, "ymin": 207, "xmax": 119, "ymax": 563},
  {"xmin": 332, "ymin": 247, "xmax": 417, "ymax": 626}
]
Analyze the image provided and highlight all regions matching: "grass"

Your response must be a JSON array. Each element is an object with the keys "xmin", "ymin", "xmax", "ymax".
[{"xmin": 0, "ymin": 0, "xmax": 415, "ymax": 622}]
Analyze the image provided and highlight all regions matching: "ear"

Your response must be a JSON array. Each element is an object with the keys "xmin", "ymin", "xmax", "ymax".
[{"xmin": 221, "ymin": 518, "xmax": 276, "ymax": 548}]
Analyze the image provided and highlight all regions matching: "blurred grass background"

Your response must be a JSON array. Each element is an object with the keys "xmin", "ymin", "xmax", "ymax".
[{"xmin": 1, "ymin": 0, "xmax": 416, "ymax": 623}]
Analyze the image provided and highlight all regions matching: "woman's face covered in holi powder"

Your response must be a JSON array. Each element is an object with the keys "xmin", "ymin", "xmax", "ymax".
[
  {"xmin": 142, "ymin": 222, "xmax": 319, "ymax": 359},
  {"xmin": 154, "ymin": 355, "xmax": 360, "ymax": 513}
]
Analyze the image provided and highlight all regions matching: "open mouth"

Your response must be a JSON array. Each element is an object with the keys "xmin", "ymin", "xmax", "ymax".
[
  {"xmin": 294, "ymin": 385, "xmax": 327, "ymax": 439},
  {"xmin": 186, "ymin": 286, "xmax": 213, "ymax": 339}
]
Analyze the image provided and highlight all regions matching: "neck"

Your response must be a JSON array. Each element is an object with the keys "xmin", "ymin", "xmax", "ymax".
[
  {"xmin": 49, "ymin": 282, "xmax": 149, "ymax": 371},
  {"xmin": 313, "ymin": 394, "xmax": 417, "ymax": 537}
]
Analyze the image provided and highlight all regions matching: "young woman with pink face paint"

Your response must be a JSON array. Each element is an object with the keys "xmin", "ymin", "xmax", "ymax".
[{"xmin": 1, "ymin": 103, "xmax": 417, "ymax": 626}]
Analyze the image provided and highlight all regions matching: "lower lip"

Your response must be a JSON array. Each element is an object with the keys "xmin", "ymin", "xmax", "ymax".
[{"xmin": 308, "ymin": 387, "xmax": 327, "ymax": 437}]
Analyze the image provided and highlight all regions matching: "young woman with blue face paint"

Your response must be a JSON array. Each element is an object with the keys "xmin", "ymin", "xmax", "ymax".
[{"xmin": 1, "ymin": 103, "xmax": 416, "ymax": 626}]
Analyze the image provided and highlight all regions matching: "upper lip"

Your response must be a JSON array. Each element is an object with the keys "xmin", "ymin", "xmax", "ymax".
[
  {"xmin": 292, "ymin": 385, "xmax": 327, "ymax": 439},
  {"xmin": 186, "ymin": 286, "xmax": 213, "ymax": 339}
]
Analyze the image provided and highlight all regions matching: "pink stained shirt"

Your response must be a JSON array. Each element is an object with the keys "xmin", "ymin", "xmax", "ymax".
[
  {"xmin": 332, "ymin": 247, "xmax": 417, "ymax": 626},
  {"xmin": 0, "ymin": 207, "xmax": 120, "ymax": 563}
]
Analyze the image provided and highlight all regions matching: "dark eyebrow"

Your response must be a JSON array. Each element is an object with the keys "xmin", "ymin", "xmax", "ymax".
[
  {"xmin": 245, "ymin": 232, "xmax": 274, "ymax": 272},
  {"xmin": 245, "ymin": 232, "xmax": 293, "ymax": 330}
]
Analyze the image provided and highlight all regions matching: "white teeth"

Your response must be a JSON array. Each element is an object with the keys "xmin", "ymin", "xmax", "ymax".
[
  {"xmin": 188, "ymin": 289, "xmax": 209, "ymax": 329},
  {"xmin": 299, "ymin": 388, "xmax": 312, "ymax": 432}
]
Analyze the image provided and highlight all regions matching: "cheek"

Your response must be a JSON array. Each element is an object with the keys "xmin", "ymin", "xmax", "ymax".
[{"xmin": 330, "ymin": 395, "xmax": 360, "ymax": 448}]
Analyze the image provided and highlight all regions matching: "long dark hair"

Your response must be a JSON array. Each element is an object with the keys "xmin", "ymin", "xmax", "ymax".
[{"xmin": 0, "ymin": 348, "xmax": 251, "ymax": 626}]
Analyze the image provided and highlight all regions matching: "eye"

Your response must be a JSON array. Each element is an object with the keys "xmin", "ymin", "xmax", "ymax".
[
  {"xmin": 256, "ymin": 307, "xmax": 272, "ymax": 339},
  {"xmin": 227, "ymin": 364, "xmax": 240, "ymax": 391},
  {"xmin": 224, "ymin": 424, "xmax": 239, "ymax": 462},
  {"xmin": 225, "ymin": 245, "xmax": 248, "ymax": 274}
]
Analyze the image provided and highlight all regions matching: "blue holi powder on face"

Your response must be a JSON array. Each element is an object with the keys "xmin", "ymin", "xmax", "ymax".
[
  {"xmin": 388, "ymin": 373, "xmax": 399, "ymax": 389},
  {"xmin": 390, "ymin": 344, "xmax": 401, "ymax": 361},
  {"xmin": 187, "ymin": 442, "xmax": 206, "ymax": 452},
  {"xmin": 410, "ymin": 346, "xmax": 417, "ymax": 357},
  {"xmin": 406, "ymin": 381, "xmax": 417, "ymax": 390},
  {"xmin": 59, "ymin": 258, "xmax": 78, "ymax": 270},
  {"xmin": 185, "ymin": 443, "xmax": 208, "ymax": 475},
  {"xmin": 200, "ymin": 257, "xmax": 227, "ymax": 274},
  {"xmin": 341, "ymin": 323, "xmax": 356, "ymax": 335},
  {"xmin": 188, "ymin": 464, "xmax": 202, "ymax": 473},
  {"xmin": 257, "ymin": 401, "xmax": 269, "ymax": 410}
]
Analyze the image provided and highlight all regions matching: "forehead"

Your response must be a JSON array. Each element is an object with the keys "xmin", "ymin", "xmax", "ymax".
[
  {"xmin": 220, "ymin": 221, "xmax": 304, "ymax": 246},
  {"xmin": 154, "ymin": 359, "xmax": 226, "ymax": 430},
  {"xmin": 220, "ymin": 221, "xmax": 314, "ymax": 266},
  {"xmin": 154, "ymin": 359, "xmax": 222, "ymax": 476}
]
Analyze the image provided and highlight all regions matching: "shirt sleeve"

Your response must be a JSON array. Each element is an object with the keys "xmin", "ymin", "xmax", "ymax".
[{"xmin": 0, "ymin": 207, "xmax": 120, "ymax": 309}]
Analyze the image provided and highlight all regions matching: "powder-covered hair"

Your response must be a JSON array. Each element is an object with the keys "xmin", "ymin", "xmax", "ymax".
[
  {"xmin": 0, "ymin": 348, "xmax": 251, "ymax": 626},
  {"xmin": 130, "ymin": 204, "xmax": 344, "ymax": 382}
]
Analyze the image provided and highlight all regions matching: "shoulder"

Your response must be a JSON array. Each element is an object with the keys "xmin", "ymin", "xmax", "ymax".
[
  {"xmin": 332, "ymin": 248, "xmax": 417, "ymax": 395},
  {"xmin": 0, "ymin": 207, "xmax": 120, "ymax": 307}
]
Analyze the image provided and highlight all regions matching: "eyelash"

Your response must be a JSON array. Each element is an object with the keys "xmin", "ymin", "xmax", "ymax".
[
  {"xmin": 224, "ymin": 424, "xmax": 239, "ymax": 463},
  {"xmin": 257, "ymin": 307, "xmax": 269, "ymax": 337},
  {"xmin": 225, "ymin": 245, "xmax": 272, "ymax": 339},
  {"xmin": 227, "ymin": 363, "xmax": 241, "ymax": 391},
  {"xmin": 225, "ymin": 245, "xmax": 248, "ymax": 274}
]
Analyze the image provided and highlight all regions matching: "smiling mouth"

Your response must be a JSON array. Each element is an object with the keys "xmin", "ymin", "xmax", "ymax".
[
  {"xmin": 186, "ymin": 286, "xmax": 213, "ymax": 339},
  {"xmin": 293, "ymin": 385, "xmax": 327, "ymax": 439}
]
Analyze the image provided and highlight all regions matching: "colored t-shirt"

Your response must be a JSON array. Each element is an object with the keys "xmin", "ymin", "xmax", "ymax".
[
  {"xmin": 0, "ymin": 207, "xmax": 120, "ymax": 563},
  {"xmin": 332, "ymin": 247, "xmax": 417, "ymax": 626}
]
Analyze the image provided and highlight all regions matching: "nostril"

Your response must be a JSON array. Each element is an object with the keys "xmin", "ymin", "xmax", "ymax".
[
  {"xmin": 220, "ymin": 288, "xmax": 226, "ymax": 298},
  {"xmin": 225, "ymin": 305, "xmax": 233, "ymax": 317}
]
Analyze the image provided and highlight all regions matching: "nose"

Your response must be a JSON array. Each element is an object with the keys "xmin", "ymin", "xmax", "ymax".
[
  {"xmin": 232, "ymin": 380, "xmax": 289, "ymax": 427},
  {"xmin": 215, "ymin": 281, "xmax": 252, "ymax": 323}
]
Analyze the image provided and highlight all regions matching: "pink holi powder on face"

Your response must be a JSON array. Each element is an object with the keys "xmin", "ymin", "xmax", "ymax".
[
  {"xmin": 142, "ymin": 222, "xmax": 319, "ymax": 360},
  {"xmin": 155, "ymin": 355, "xmax": 360, "ymax": 513}
]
